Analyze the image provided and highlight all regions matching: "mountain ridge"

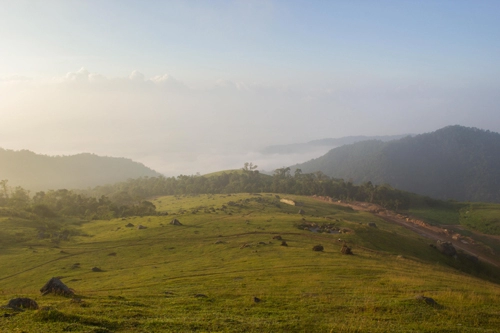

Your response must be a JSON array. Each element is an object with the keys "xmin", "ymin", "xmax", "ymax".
[
  {"xmin": 0, "ymin": 148, "xmax": 161, "ymax": 192},
  {"xmin": 292, "ymin": 125, "xmax": 500, "ymax": 202}
]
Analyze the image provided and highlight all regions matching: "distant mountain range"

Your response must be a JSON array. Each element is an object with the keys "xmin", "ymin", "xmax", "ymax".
[
  {"xmin": 0, "ymin": 149, "xmax": 161, "ymax": 192},
  {"xmin": 261, "ymin": 134, "xmax": 410, "ymax": 154},
  {"xmin": 292, "ymin": 126, "xmax": 500, "ymax": 203}
]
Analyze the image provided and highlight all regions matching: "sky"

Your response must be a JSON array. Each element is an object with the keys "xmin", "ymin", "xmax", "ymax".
[{"xmin": 1, "ymin": 0, "xmax": 500, "ymax": 175}]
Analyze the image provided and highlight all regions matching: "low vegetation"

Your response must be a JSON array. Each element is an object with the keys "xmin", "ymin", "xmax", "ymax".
[{"xmin": 1, "ymin": 194, "xmax": 499, "ymax": 332}]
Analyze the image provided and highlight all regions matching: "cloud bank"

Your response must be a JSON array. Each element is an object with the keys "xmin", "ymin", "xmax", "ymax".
[{"xmin": 1, "ymin": 69, "xmax": 500, "ymax": 176}]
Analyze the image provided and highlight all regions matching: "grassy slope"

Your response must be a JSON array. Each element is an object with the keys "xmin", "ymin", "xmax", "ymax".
[{"xmin": 0, "ymin": 194, "xmax": 499, "ymax": 332}]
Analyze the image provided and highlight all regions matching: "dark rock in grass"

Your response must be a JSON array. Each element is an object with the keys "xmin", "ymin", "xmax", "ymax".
[
  {"xmin": 415, "ymin": 295, "xmax": 440, "ymax": 307},
  {"xmin": 280, "ymin": 241, "xmax": 288, "ymax": 247},
  {"xmin": 272, "ymin": 235, "xmax": 282, "ymax": 240},
  {"xmin": 137, "ymin": 224, "xmax": 147, "ymax": 230},
  {"xmin": 92, "ymin": 267, "xmax": 103, "ymax": 272},
  {"xmin": 298, "ymin": 209, "xmax": 305, "ymax": 215},
  {"xmin": 170, "ymin": 219, "xmax": 183, "ymax": 226},
  {"xmin": 194, "ymin": 294, "xmax": 208, "ymax": 298},
  {"xmin": 40, "ymin": 277, "xmax": 74, "ymax": 296},
  {"xmin": 340, "ymin": 243, "xmax": 353, "ymax": 255},
  {"xmin": 6, "ymin": 298, "xmax": 39, "ymax": 310},
  {"xmin": 253, "ymin": 296, "xmax": 261, "ymax": 303},
  {"xmin": 107, "ymin": 252, "xmax": 117, "ymax": 256},
  {"xmin": 312, "ymin": 245, "xmax": 324, "ymax": 251},
  {"xmin": 125, "ymin": 222, "xmax": 134, "ymax": 227},
  {"xmin": 464, "ymin": 253, "xmax": 479, "ymax": 263},
  {"xmin": 368, "ymin": 222, "xmax": 377, "ymax": 228},
  {"xmin": 436, "ymin": 240, "xmax": 457, "ymax": 256}
]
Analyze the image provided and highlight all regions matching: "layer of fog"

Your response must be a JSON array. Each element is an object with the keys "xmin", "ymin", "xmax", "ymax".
[{"xmin": 2, "ymin": 68, "xmax": 500, "ymax": 176}]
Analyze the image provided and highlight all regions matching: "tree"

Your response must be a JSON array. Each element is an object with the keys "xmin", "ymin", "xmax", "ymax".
[{"xmin": 242, "ymin": 162, "xmax": 258, "ymax": 171}]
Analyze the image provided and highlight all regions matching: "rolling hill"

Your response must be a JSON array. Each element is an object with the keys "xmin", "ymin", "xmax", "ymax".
[
  {"xmin": 292, "ymin": 126, "xmax": 500, "ymax": 203},
  {"xmin": 0, "ymin": 149, "xmax": 161, "ymax": 192}
]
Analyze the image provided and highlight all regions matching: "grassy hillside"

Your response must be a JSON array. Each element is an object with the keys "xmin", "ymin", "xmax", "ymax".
[{"xmin": 1, "ymin": 194, "xmax": 499, "ymax": 332}]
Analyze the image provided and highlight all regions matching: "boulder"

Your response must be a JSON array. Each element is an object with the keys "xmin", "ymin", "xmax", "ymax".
[
  {"xmin": 298, "ymin": 209, "xmax": 305, "ymax": 215},
  {"xmin": 280, "ymin": 241, "xmax": 288, "ymax": 247},
  {"xmin": 368, "ymin": 222, "xmax": 377, "ymax": 228},
  {"xmin": 170, "ymin": 219, "xmax": 183, "ymax": 226},
  {"xmin": 415, "ymin": 295, "xmax": 439, "ymax": 307},
  {"xmin": 272, "ymin": 235, "xmax": 282, "ymax": 240},
  {"xmin": 6, "ymin": 298, "xmax": 39, "ymax": 310},
  {"xmin": 436, "ymin": 240, "xmax": 456, "ymax": 256},
  {"xmin": 340, "ymin": 243, "xmax": 352, "ymax": 255},
  {"xmin": 137, "ymin": 224, "xmax": 147, "ymax": 229},
  {"xmin": 125, "ymin": 223, "xmax": 134, "ymax": 227},
  {"xmin": 40, "ymin": 277, "xmax": 74, "ymax": 296},
  {"xmin": 312, "ymin": 245, "xmax": 324, "ymax": 251}
]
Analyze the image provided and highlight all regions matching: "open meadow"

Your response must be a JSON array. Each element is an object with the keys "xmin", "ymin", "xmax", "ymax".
[{"xmin": 1, "ymin": 194, "xmax": 499, "ymax": 332}]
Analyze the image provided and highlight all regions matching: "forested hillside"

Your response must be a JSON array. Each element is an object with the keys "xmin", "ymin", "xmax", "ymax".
[
  {"xmin": 0, "ymin": 149, "xmax": 160, "ymax": 192},
  {"xmin": 292, "ymin": 126, "xmax": 500, "ymax": 202}
]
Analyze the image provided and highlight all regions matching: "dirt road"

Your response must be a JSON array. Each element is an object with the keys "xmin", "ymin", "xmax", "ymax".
[{"xmin": 314, "ymin": 197, "xmax": 500, "ymax": 267}]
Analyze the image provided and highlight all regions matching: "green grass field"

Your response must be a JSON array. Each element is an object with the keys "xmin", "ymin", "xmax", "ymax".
[{"xmin": 1, "ymin": 194, "xmax": 499, "ymax": 332}]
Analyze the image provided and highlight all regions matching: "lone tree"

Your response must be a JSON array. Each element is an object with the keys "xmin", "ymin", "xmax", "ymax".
[{"xmin": 242, "ymin": 162, "xmax": 258, "ymax": 171}]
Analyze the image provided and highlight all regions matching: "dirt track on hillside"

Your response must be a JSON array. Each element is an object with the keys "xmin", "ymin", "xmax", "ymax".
[{"xmin": 313, "ymin": 197, "xmax": 500, "ymax": 267}]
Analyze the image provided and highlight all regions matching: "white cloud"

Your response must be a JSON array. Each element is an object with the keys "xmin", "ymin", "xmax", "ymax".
[{"xmin": 129, "ymin": 70, "xmax": 145, "ymax": 82}]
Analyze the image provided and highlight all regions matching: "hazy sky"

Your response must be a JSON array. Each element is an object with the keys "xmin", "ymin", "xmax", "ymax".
[{"xmin": 1, "ymin": 0, "xmax": 500, "ymax": 175}]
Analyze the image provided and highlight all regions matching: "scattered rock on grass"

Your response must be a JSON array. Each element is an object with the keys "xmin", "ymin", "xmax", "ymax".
[
  {"xmin": 107, "ymin": 252, "xmax": 117, "ymax": 256},
  {"xmin": 280, "ymin": 241, "xmax": 288, "ymax": 247},
  {"xmin": 368, "ymin": 222, "xmax": 377, "ymax": 228},
  {"xmin": 5, "ymin": 298, "xmax": 39, "ymax": 310},
  {"xmin": 312, "ymin": 245, "xmax": 324, "ymax": 251},
  {"xmin": 92, "ymin": 267, "xmax": 103, "ymax": 272},
  {"xmin": 137, "ymin": 225, "xmax": 147, "ymax": 230},
  {"xmin": 253, "ymin": 296, "xmax": 261, "ymax": 303},
  {"xmin": 170, "ymin": 219, "xmax": 183, "ymax": 226},
  {"xmin": 194, "ymin": 294, "xmax": 208, "ymax": 298},
  {"xmin": 436, "ymin": 240, "xmax": 456, "ymax": 256},
  {"xmin": 40, "ymin": 277, "xmax": 74, "ymax": 296},
  {"xmin": 272, "ymin": 235, "xmax": 282, "ymax": 240},
  {"xmin": 125, "ymin": 223, "xmax": 134, "ymax": 227},
  {"xmin": 415, "ymin": 295, "xmax": 440, "ymax": 307},
  {"xmin": 340, "ymin": 243, "xmax": 352, "ymax": 255}
]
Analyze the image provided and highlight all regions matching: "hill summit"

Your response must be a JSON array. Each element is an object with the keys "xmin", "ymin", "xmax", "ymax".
[{"xmin": 292, "ymin": 125, "xmax": 500, "ymax": 202}]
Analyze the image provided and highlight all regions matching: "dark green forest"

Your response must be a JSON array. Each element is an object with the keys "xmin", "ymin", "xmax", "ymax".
[
  {"xmin": 293, "ymin": 126, "xmax": 500, "ymax": 203},
  {"xmin": 0, "ymin": 164, "xmax": 420, "ymax": 223}
]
